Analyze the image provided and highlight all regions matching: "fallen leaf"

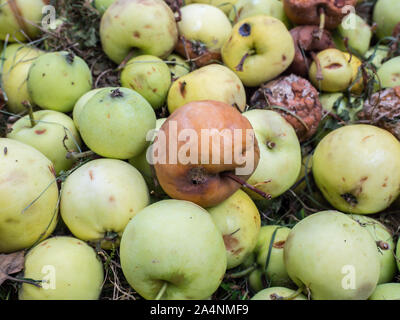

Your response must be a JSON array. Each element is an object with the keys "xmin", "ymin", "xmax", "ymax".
[{"xmin": 0, "ymin": 251, "xmax": 25, "ymax": 285}]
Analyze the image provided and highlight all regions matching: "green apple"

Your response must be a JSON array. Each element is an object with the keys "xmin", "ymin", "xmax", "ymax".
[
  {"xmin": 319, "ymin": 93, "xmax": 362, "ymax": 122},
  {"xmin": 167, "ymin": 64, "xmax": 246, "ymax": 113},
  {"xmin": 0, "ymin": 138, "xmax": 59, "ymax": 253},
  {"xmin": 364, "ymin": 45, "xmax": 389, "ymax": 69},
  {"xmin": 7, "ymin": 110, "xmax": 82, "ymax": 174},
  {"xmin": 309, "ymin": 49, "xmax": 353, "ymax": 93},
  {"xmin": 396, "ymin": 236, "xmax": 400, "ymax": 272},
  {"xmin": 120, "ymin": 55, "xmax": 171, "ymax": 109},
  {"xmin": 60, "ymin": 159, "xmax": 150, "ymax": 249},
  {"xmin": 369, "ymin": 283, "xmax": 400, "ymax": 300},
  {"xmin": 349, "ymin": 215, "xmax": 396, "ymax": 284},
  {"xmin": 251, "ymin": 287, "xmax": 307, "ymax": 300},
  {"xmin": 120, "ymin": 199, "xmax": 227, "ymax": 300},
  {"xmin": 293, "ymin": 154, "xmax": 312, "ymax": 193},
  {"xmin": 284, "ymin": 210, "xmax": 380, "ymax": 300},
  {"xmin": 167, "ymin": 54, "xmax": 190, "ymax": 80},
  {"xmin": 93, "ymin": 0, "xmax": 116, "ymax": 15},
  {"xmin": 313, "ymin": 124, "xmax": 400, "ymax": 214},
  {"xmin": 221, "ymin": 15, "xmax": 294, "ymax": 87},
  {"xmin": 373, "ymin": 0, "xmax": 400, "ymax": 39},
  {"xmin": 207, "ymin": 189, "xmax": 261, "ymax": 269},
  {"xmin": 1, "ymin": 44, "xmax": 42, "ymax": 113},
  {"xmin": 187, "ymin": 0, "xmax": 238, "ymax": 14},
  {"xmin": 100, "ymin": 0, "xmax": 178, "ymax": 64},
  {"xmin": 77, "ymin": 87, "xmax": 156, "ymax": 159},
  {"xmin": 377, "ymin": 57, "xmax": 400, "ymax": 89},
  {"xmin": 242, "ymin": 109, "xmax": 301, "ymax": 200},
  {"xmin": 19, "ymin": 237, "xmax": 104, "ymax": 300},
  {"xmin": 27, "ymin": 51, "xmax": 93, "ymax": 113}
]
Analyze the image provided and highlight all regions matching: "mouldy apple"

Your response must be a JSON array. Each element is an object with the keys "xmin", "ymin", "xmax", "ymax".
[
  {"xmin": 369, "ymin": 283, "xmax": 400, "ymax": 300},
  {"xmin": 376, "ymin": 57, "xmax": 400, "ymax": 89},
  {"xmin": 251, "ymin": 287, "xmax": 307, "ymax": 300},
  {"xmin": 0, "ymin": 138, "xmax": 59, "ymax": 253},
  {"xmin": 312, "ymin": 125, "xmax": 400, "ymax": 214},
  {"xmin": 99, "ymin": 0, "xmax": 178, "ymax": 64},
  {"xmin": 60, "ymin": 159, "xmax": 150, "ymax": 249},
  {"xmin": 7, "ymin": 110, "xmax": 82, "ymax": 174},
  {"xmin": 120, "ymin": 55, "xmax": 171, "ymax": 110},
  {"xmin": 284, "ymin": 210, "xmax": 380, "ymax": 300},
  {"xmin": 120, "ymin": 199, "xmax": 227, "ymax": 300},
  {"xmin": 221, "ymin": 15, "xmax": 295, "ymax": 87},
  {"xmin": 373, "ymin": 0, "xmax": 400, "ymax": 39},
  {"xmin": 77, "ymin": 87, "xmax": 156, "ymax": 159},
  {"xmin": 19, "ymin": 237, "xmax": 104, "ymax": 300},
  {"xmin": 207, "ymin": 189, "xmax": 261, "ymax": 269},
  {"xmin": 27, "ymin": 51, "xmax": 93, "ymax": 113}
]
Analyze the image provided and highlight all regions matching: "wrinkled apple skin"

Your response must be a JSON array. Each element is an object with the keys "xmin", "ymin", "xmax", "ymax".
[
  {"xmin": 78, "ymin": 87, "xmax": 156, "ymax": 159},
  {"xmin": 251, "ymin": 287, "xmax": 307, "ymax": 300},
  {"xmin": 243, "ymin": 110, "xmax": 301, "ymax": 200},
  {"xmin": 313, "ymin": 125, "xmax": 400, "ymax": 214},
  {"xmin": 208, "ymin": 189, "xmax": 261, "ymax": 269},
  {"xmin": 19, "ymin": 237, "xmax": 104, "ymax": 300},
  {"xmin": 0, "ymin": 138, "xmax": 59, "ymax": 253},
  {"xmin": 373, "ymin": 0, "xmax": 400, "ymax": 39},
  {"xmin": 27, "ymin": 51, "xmax": 93, "ymax": 112},
  {"xmin": 7, "ymin": 110, "xmax": 82, "ymax": 174},
  {"xmin": 284, "ymin": 210, "xmax": 380, "ymax": 300},
  {"xmin": 60, "ymin": 159, "xmax": 150, "ymax": 249},
  {"xmin": 120, "ymin": 55, "xmax": 171, "ymax": 109},
  {"xmin": 167, "ymin": 64, "xmax": 246, "ymax": 113},
  {"xmin": 221, "ymin": 15, "xmax": 294, "ymax": 87},
  {"xmin": 120, "ymin": 199, "xmax": 227, "ymax": 300},
  {"xmin": 369, "ymin": 283, "xmax": 400, "ymax": 300},
  {"xmin": 100, "ymin": 0, "xmax": 178, "ymax": 64},
  {"xmin": 377, "ymin": 57, "xmax": 400, "ymax": 89}
]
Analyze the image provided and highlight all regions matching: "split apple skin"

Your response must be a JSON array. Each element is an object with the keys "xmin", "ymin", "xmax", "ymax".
[
  {"xmin": 120, "ymin": 199, "xmax": 227, "ymax": 300},
  {"xmin": 0, "ymin": 138, "xmax": 59, "ymax": 253}
]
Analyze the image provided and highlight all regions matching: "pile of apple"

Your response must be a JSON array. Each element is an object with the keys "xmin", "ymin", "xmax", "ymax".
[{"xmin": 1, "ymin": 0, "xmax": 400, "ymax": 300}]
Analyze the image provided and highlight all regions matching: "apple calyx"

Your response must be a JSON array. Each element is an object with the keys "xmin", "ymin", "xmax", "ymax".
[
  {"xmin": 110, "ymin": 88, "xmax": 124, "ymax": 98},
  {"xmin": 340, "ymin": 192, "xmax": 358, "ymax": 207},
  {"xmin": 376, "ymin": 240, "xmax": 390, "ymax": 250},
  {"xmin": 104, "ymin": 231, "xmax": 119, "ymax": 242},
  {"xmin": 65, "ymin": 52, "xmax": 75, "ymax": 65},
  {"xmin": 239, "ymin": 23, "xmax": 251, "ymax": 37}
]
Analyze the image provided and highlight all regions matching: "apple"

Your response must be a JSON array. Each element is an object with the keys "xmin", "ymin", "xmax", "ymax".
[
  {"xmin": 364, "ymin": 45, "xmax": 389, "ymax": 69},
  {"xmin": 373, "ymin": 0, "xmax": 400, "ymax": 39},
  {"xmin": 120, "ymin": 55, "xmax": 171, "ymax": 109},
  {"xmin": 284, "ymin": 210, "xmax": 380, "ymax": 300},
  {"xmin": 312, "ymin": 124, "xmax": 400, "ymax": 214},
  {"xmin": 293, "ymin": 154, "xmax": 313, "ymax": 193},
  {"xmin": 120, "ymin": 199, "xmax": 227, "ymax": 300},
  {"xmin": 7, "ymin": 110, "xmax": 82, "ymax": 174},
  {"xmin": 77, "ymin": 87, "xmax": 156, "ymax": 159},
  {"xmin": 19, "ymin": 236, "xmax": 104, "ymax": 300},
  {"xmin": 343, "ymin": 52, "xmax": 364, "ymax": 94},
  {"xmin": 167, "ymin": 54, "xmax": 190, "ymax": 80},
  {"xmin": 369, "ymin": 283, "xmax": 400, "ymax": 300},
  {"xmin": 221, "ymin": 15, "xmax": 295, "ymax": 87},
  {"xmin": 319, "ymin": 93, "xmax": 362, "ymax": 122},
  {"xmin": 0, "ymin": 138, "xmax": 59, "ymax": 253},
  {"xmin": 207, "ymin": 189, "xmax": 261, "ymax": 269},
  {"xmin": 1, "ymin": 44, "xmax": 42, "ymax": 113},
  {"xmin": 377, "ymin": 57, "xmax": 400, "ymax": 89},
  {"xmin": 99, "ymin": 0, "xmax": 178, "ymax": 64},
  {"xmin": 93, "ymin": 0, "xmax": 116, "ymax": 14},
  {"xmin": 167, "ymin": 64, "xmax": 246, "ymax": 114},
  {"xmin": 60, "ymin": 159, "xmax": 150, "ymax": 249},
  {"xmin": 349, "ymin": 214, "xmax": 396, "ymax": 284},
  {"xmin": 242, "ymin": 109, "xmax": 301, "ymax": 200},
  {"xmin": 251, "ymin": 287, "xmax": 307, "ymax": 300},
  {"xmin": 396, "ymin": 236, "xmax": 400, "ymax": 272},
  {"xmin": 187, "ymin": 0, "xmax": 238, "ymax": 14},
  {"xmin": 27, "ymin": 51, "xmax": 93, "ymax": 113}
]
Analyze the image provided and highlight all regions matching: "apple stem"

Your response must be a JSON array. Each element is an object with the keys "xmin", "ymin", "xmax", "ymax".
[
  {"xmin": 221, "ymin": 172, "xmax": 272, "ymax": 200},
  {"xmin": 155, "ymin": 282, "xmax": 168, "ymax": 300},
  {"xmin": 318, "ymin": 7, "xmax": 326, "ymax": 40},
  {"xmin": 6, "ymin": 275, "xmax": 42, "ymax": 288},
  {"xmin": 226, "ymin": 263, "xmax": 257, "ymax": 279},
  {"xmin": 310, "ymin": 51, "xmax": 323, "ymax": 82},
  {"xmin": 66, "ymin": 150, "xmax": 95, "ymax": 161},
  {"xmin": 21, "ymin": 100, "xmax": 35, "ymax": 128},
  {"xmin": 235, "ymin": 49, "xmax": 255, "ymax": 72},
  {"xmin": 282, "ymin": 285, "xmax": 305, "ymax": 300}
]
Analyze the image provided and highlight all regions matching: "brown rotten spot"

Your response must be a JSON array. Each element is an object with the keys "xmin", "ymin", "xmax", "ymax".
[{"xmin": 175, "ymin": 36, "xmax": 221, "ymax": 68}]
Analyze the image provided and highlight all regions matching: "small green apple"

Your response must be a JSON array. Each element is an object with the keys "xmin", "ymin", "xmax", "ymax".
[
  {"xmin": 373, "ymin": 0, "xmax": 400, "ymax": 39},
  {"xmin": 19, "ymin": 237, "xmax": 104, "ymax": 300},
  {"xmin": 364, "ymin": 45, "xmax": 389, "ymax": 69},
  {"xmin": 251, "ymin": 287, "xmax": 307, "ymax": 300},
  {"xmin": 377, "ymin": 56, "xmax": 400, "ymax": 88},
  {"xmin": 93, "ymin": 0, "xmax": 116, "ymax": 15},
  {"xmin": 369, "ymin": 283, "xmax": 400, "ymax": 300},
  {"xmin": 167, "ymin": 54, "xmax": 190, "ymax": 80},
  {"xmin": 293, "ymin": 154, "xmax": 312, "ymax": 194}
]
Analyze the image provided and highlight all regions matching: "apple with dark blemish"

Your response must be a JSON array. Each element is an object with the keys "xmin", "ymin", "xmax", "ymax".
[
  {"xmin": 376, "ymin": 56, "xmax": 400, "ymax": 89},
  {"xmin": 313, "ymin": 125, "xmax": 400, "ymax": 214},
  {"xmin": 7, "ymin": 110, "xmax": 82, "ymax": 174},
  {"xmin": 251, "ymin": 287, "xmax": 307, "ymax": 300}
]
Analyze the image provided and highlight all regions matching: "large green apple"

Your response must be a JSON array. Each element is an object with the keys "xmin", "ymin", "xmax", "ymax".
[
  {"xmin": 27, "ymin": 51, "xmax": 93, "ymax": 113},
  {"xmin": 373, "ymin": 0, "xmax": 400, "ymax": 39},
  {"xmin": 284, "ymin": 210, "xmax": 380, "ymax": 300},
  {"xmin": 242, "ymin": 109, "xmax": 301, "ymax": 200},
  {"xmin": 0, "ymin": 138, "xmax": 59, "ymax": 253},
  {"xmin": 7, "ymin": 110, "xmax": 82, "ymax": 174},
  {"xmin": 376, "ymin": 57, "xmax": 400, "ymax": 89},
  {"xmin": 120, "ymin": 199, "xmax": 227, "ymax": 300},
  {"xmin": 60, "ymin": 159, "xmax": 150, "ymax": 249},
  {"xmin": 207, "ymin": 189, "xmax": 261, "ymax": 269},
  {"xmin": 251, "ymin": 287, "xmax": 307, "ymax": 300},
  {"xmin": 77, "ymin": 87, "xmax": 156, "ymax": 159},
  {"xmin": 313, "ymin": 125, "xmax": 400, "ymax": 214},
  {"xmin": 19, "ymin": 237, "xmax": 104, "ymax": 300},
  {"xmin": 100, "ymin": 0, "xmax": 178, "ymax": 64},
  {"xmin": 167, "ymin": 64, "xmax": 246, "ymax": 113},
  {"xmin": 221, "ymin": 15, "xmax": 295, "ymax": 87},
  {"xmin": 369, "ymin": 283, "xmax": 400, "ymax": 300}
]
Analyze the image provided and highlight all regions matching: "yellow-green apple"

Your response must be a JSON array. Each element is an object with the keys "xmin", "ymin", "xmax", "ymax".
[
  {"xmin": 120, "ymin": 199, "xmax": 227, "ymax": 300},
  {"xmin": 167, "ymin": 54, "xmax": 190, "ymax": 80},
  {"xmin": 293, "ymin": 154, "xmax": 312, "ymax": 193},
  {"xmin": 396, "ymin": 236, "xmax": 400, "ymax": 271},
  {"xmin": 19, "ymin": 236, "xmax": 104, "ymax": 300},
  {"xmin": 242, "ymin": 109, "xmax": 301, "ymax": 200},
  {"xmin": 7, "ymin": 110, "xmax": 82, "ymax": 174},
  {"xmin": 377, "ymin": 57, "xmax": 400, "ymax": 89},
  {"xmin": 369, "ymin": 283, "xmax": 400, "ymax": 300},
  {"xmin": 100, "ymin": 0, "xmax": 178, "ymax": 64},
  {"xmin": 207, "ymin": 189, "xmax": 261, "ymax": 269},
  {"xmin": 167, "ymin": 64, "xmax": 246, "ymax": 113},
  {"xmin": 251, "ymin": 287, "xmax": 307, "ymax": 300},
  {"xmin": 284, "ymin": 210, "xmax": 380, "ymax": 300},
  {"xmin": 186, "ymin": 0, "xmax": 238, "ymax": 14},
  {"xmin": 312, "ymin": 125, "xmax": 400, "ymax": 214},
  {"xmin": 364, "ymin": 45, "xmax": 389, "ymax": 69},
  {"xmin": 27, "ymin": 51, "xmax": 93, "ymax": 113},
  {"xmin": 77, "ymin": 87, "xmax": 156, "ymax": 159},
  {"xmin": 120, "ymin": 55, "xmax": 171, "ymax": 109},
  {"xmin": 373, "ymin": 0, "xmax": 400, "ymax": 39},
  {"xmin": 0, "ymin": 138, "xmax": 59, "ymax": 253},
  {"xmin": 60, "ymin": 159, "xmax": 150, "ymax": 249},
  {"xmin": 343, "ymin": 52, "xmax": 364, "ymax": 94},
  {"xmin": 93, "ymin": 0, "xmax": 116, "ymax": 14},
  {"xmin": 221, "ymin": 15, "xmax": 295, "ymax": 87}
]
